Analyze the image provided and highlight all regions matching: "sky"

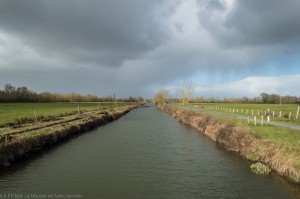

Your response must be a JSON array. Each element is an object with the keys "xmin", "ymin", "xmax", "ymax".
[{"xmin": 0, "ymin": 0, "xmax": 300, "ymax": 99}]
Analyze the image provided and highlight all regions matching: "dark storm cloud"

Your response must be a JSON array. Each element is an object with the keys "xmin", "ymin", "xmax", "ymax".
[
  {"xmin": 198, "ymin": 0, "xmax": 300, "ymax": 47},
  {"xmin": 225, "ymin": 0, "xmax": 300, "ymax": 46},
  {"xmin": 1, "ymin": 0, "xmax": 300, "ymax": 98},
  {"xmin": 0, "ymin": 0, "xmax": 171, "ymax": 67}
]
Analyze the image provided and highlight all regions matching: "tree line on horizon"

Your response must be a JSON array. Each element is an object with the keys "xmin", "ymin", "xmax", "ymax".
[
  {"xmin": 188, "ymin": 93, "xmax": 300, "ymax": 104},
  {"xmin": 0, "ymin": 83, "xmax": 144, "ymax": 103},
  {"xmin": 153, "ymin": 85, "xmax": 300, "ymax": 105},
  {"xmin": 171, "ymin": 94, "xmax": 300, "ymax": 104}
]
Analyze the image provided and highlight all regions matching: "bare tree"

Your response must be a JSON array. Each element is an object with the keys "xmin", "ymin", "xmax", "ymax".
[
  {"xmin": 4, "ymin": 83, "xmax": 15, "ymax": 93},
  {"xmin": 177, "ymin": 81, "xmax": 195, "ymax": 105},
  {"xmin": 153, "ymin": 89, "xmax": 169, "ymax": 107}
]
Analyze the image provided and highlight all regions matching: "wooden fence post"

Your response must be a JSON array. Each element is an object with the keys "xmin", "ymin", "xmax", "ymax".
[
  {"xmin": 289, "ymin": 112, "xmax": 292, "ymax": 120},
  {"xmin": 254, "ymin": 116, "xmax": 257, "ymax": 126},
  {"xmin": 248, "ymin": 116, "xmax": 250, "ymax": 124},
  {"xmin": 261, "ymin": 116, "xmax": 264, "ymax": 126},
  {"xmin": 296, "ymin": 106, "xmax": 300, "ymax": 119},
  {"xmin": 279, "ymin": 111, "xmax": 282, "ymax": 118},
  {"xmin": 34, "ymin": 110, "xmax": 37, "ymax": 123},
  {"xmin": 267, "ymin": 116, "xmax": 270, "ymax": 125}
]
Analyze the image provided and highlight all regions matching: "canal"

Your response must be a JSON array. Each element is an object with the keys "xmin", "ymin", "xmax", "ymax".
[{"xmin": 0, "ymin": 105, "xmax": 298, "ymax": 198}]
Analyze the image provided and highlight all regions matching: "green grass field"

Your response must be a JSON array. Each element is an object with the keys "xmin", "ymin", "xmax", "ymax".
[
  {"xmin": 185, "ymin": 103, "xmax": 300, "ymax": 125},
  {"xmin": 0, "ymin": 102, "xmax": 134, "ymax": 127}
]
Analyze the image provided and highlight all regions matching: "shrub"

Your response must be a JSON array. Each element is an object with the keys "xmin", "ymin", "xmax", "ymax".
[{"xmin": 250, "ymin": 162, "xmax": 271, "ymax": 175}]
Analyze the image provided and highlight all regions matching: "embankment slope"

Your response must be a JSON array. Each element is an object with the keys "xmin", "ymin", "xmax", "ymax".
[
  {"xmin": 0, "ymin": 105, "xmax": 139, "ymax": 167},
  {"xmin": 160, "ymin": 104, "xmax": 300, "ymax": 183}
]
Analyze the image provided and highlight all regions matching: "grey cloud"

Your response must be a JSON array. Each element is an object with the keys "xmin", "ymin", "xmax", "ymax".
[
  {"xmin": 225, "ymin": 0, "xmax": 300, "ymax": 46},
  {"xmin": 198, "ymin": 0, "xmax": 300, "ymax": 47},
  {"xmin": 0, "ymin": 0, "xmax": 171, "ymax": 67},
  {"xmin": 198, "ymin": 0, "xmax": 225, "ymax": 10},
  {"xmin": 174, "ymin": 23, "xmax": 184, "ymax": 34},
  {"xmin": 1, "ymin": 0, "xmax": 300, "ymax": 99}
]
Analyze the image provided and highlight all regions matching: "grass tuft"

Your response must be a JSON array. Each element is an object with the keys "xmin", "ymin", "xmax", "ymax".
[
  {"xmin": 250, "ymin": 162, "xmax": 271, "ymax": 175},
  {"xmin": 246, "ymin": 151, "xmax": 260, "ymax": 161}
]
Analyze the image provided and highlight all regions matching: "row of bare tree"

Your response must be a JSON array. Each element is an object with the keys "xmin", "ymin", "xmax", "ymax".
[
  {"xmin": 153, "ymin": 82, "xmax": 300, "ymax": 105},
  {"xmin": 0, "ymin": 83, "xmax": 144, "ymax": 103}
]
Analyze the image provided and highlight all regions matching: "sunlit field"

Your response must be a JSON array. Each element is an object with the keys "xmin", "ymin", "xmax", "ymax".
[
  {"xmin": 0, "ymin": 102, "xmax": 134, "ymax": 127},
  {"xmin": 183, "ymin": 103, "xmax": 300, "ymax": 125}
]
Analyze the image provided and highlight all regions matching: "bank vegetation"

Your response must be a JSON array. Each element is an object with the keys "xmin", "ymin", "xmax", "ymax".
[{"xmin": 158, "ymin": 104, "xmax": 300, "ymax": 184}]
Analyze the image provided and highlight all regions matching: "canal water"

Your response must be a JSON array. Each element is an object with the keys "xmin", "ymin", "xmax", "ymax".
[{"xmin": 0, "ymin": 105, "xmax": 299, "ymax": 199}]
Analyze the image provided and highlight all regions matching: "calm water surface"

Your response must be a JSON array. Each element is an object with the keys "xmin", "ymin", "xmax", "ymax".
[{"xmin": 0, "ymin": 105, "xmax": 299, "ymax": 198}]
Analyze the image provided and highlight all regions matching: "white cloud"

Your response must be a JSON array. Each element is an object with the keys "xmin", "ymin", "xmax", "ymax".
[{"xmin": 195, "ymin": 74, "xmax": 300, "ymax": 98}]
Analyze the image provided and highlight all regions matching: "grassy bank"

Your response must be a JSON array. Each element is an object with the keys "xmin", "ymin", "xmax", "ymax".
[
  {"xmin": 0, "ymin": 104, "xmax": 141, "ymax": 167},
  {"xmin": 205, "ymin": 111, "xmax": 300, "ymax": 154},
  {"xmin": 0, "ymin": 102, "xmax": 134, "ymax": 127},
  {"xmin": 183, "ymin": 103, "xmax": 300, "ymax": 125},
  {"xmin": 160, "ymin": 104, "xmax": 300, "ymax": 184}
]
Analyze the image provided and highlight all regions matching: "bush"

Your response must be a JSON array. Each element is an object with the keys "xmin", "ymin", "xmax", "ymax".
[{"xmin": 250, "ymin": 162, "xmax": 271, "ymax": 175}]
